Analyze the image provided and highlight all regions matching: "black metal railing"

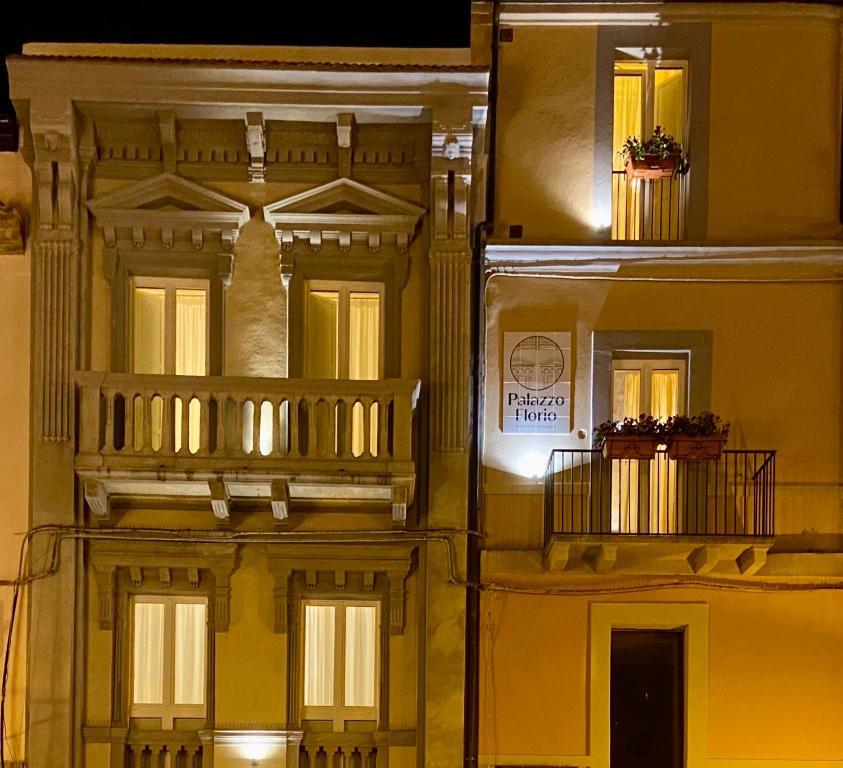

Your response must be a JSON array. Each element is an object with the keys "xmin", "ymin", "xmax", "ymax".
[
  {"xmin": 544, "ymin": 449, "xmax": 775, "ymax": 543},
  {"xmin": 611, "ymin": 170, "xmax": 687, "ymax": 241}
]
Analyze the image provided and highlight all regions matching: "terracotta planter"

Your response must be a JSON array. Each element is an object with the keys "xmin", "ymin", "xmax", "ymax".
[
  {"xmin": 625, "ymin": 152, "xmax": 681, "ymax": 180},
  {"xmin": 601, "ymin": 435, "xmax": 659, "ymax": 460},
  {"xmin": 666, "ymin": 434, "xmax": 727, "ymax": 460}
]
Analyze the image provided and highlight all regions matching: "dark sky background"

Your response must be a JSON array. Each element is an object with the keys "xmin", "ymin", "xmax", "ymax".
[{"xmin": 0, "ymin": 1, "xmax": 472, "ymax": 117}]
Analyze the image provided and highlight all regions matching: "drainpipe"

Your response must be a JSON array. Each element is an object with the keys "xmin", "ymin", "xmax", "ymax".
[{"xmin": 465, "ymin": 3, "xmax": 499, "ymax": 768}]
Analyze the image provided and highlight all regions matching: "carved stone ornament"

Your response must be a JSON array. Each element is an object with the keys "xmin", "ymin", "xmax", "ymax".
[
  {"xmin": 263, "ymin": 177, "xmax": 425, "ymax": 254},
  {"xmin": 0, "ymin": 202, "xmax": 24, "ymax": 254},
  {"xmin": 267, "ymin": 542, "xmax": 415, "ymax": 635},
  {"xmin": 86, "ymin": 172, "xmax": 250, "ymax": 251},
  {"xmin": 90, "ymin": 540, "xmax": 237, "ymax": 632}
]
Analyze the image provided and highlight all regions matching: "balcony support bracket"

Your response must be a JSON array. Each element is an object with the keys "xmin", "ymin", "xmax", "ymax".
[
  {"xmin": 209, "ymin": 480, "xmax": 230, "ymax": 525},
  {"xmin": 737, "ymin": 545, "xmax": 768, "ymax": 576},
  {"xmin": 271, "ymin": 480, "xmax": 290, "ymax": 529}
]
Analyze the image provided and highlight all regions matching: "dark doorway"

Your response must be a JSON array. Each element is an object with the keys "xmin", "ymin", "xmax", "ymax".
[{"xmin": 610, "ymin": 629, "xmax": 684, "ymax": 768}]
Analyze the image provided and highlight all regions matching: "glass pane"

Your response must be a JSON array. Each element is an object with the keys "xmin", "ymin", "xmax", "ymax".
[
  {"xmin": 175, "ymin": 289, "xmax": 207, "ymax": 376},
  {"xmin": 348, "ymin": 293, "xmax": 380, "ymax": 380},
  {"xmin": 304, "ymin": 605, "xmax": 335, "ymax": 706},
  {"xmin": 654, "ymin": 67, "xmax": 685, "ymax": 144},
  {"xmin": 612, "ymin": 370, "xmax": 641, "ymax": 420},
  {"xmin": 306, "ymin": 291, "xmax": 338, "ymax": 379},
  {"xmin": 174, "ymin": 602, "xmax": 206, "ymax": 705},
  {"xmin": 650, "ymin": 370, "xmax": 680, "ymax": 419},
  {"xmin": 344, "ymin": 606, "xmax": 377, "ymax": 707},
  {"xmin": 132, "ymin": 288, "xmax": 165, "ymax": 375},
  {"xmin": 133, "ymin": 602, "xmax": 164, "ymax": 704}
]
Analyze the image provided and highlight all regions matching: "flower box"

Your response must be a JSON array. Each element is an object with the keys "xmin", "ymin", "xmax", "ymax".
[
  {"xmin": 602, "ymin": 435, "xmax": 659, "ymax": 461},
  {"xmin": 666, "ymin": 434, "xmax": 727, "ymax": 460},
  {"xmin": 625, "ymin": 152, "xmax": 681, "ymax": 181}
]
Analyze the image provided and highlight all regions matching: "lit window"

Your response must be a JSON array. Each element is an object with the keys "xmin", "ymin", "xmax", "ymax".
[
  {"xmin": 304, "ymin": 281, "xmax": 383, "ymax": 456},
  {"xmin": 612, "ymin": 59, "xmax": 688, "ymax": 240},
  {"xmin": 131, "ymin": 596, "xmax": 207, "ymax": 728},
  {"xmin": 611, "ymin": 357, "xmax": 687, "ymax": 533},
  {"xmin": 302, "ymin": 600, "xmax": 378, "ymax": 728},
  {"xmin": 131, "ymin": 277, "xmax": 208, "ymax": 452}
]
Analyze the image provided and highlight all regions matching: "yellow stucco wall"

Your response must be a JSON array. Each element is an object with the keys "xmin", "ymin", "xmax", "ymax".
[
  {"xmin": 492, "ymin": 16, "xmax": 841, "ymax": 242},
  {"xmin": 707, "ymin": 21, "xmax": 840, "ymax": 239},
  {"xmin": 0, "ymin": 151, "xmax": 31, "ymax": 762},
  {"xmin": 479, "ymin": 587, "xmax": 843, "ymax": 762},
  {"xmin": 494, "ymin": 26, "xmax": 598, "ymax": 241},
  {"xmin": 483, "ymin": 273, "xmax": 842, "ymax": 545}
]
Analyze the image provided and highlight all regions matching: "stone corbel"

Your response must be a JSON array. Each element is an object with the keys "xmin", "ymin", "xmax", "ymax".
[
  {"xmin": 210, "ymin": 566, "xmax": 233, "ymax": 632},
  {"xmin": 93, "ymin": 565, "xmax": 116, "ymax": 630},
  {"xmin": 278, "ymin": 251, "xmax": 294, "ymax": 289},
  {"xmin": 387, "ymin": 567, "xmax": 411, "ymax": 635},
  {"xmin": 245, "ymin": 112, "xmax": 266, "ymax": 183},
  {"xmin": 430, "ymin": 109, "xmax": 474, "ymax": 244},
  {"xmin": 158, "ymin": 111, "xmax": 179, "ymax": 174},
  {"xmin": 336, "ymin": 113, "xmax": 356, "ymax": 178}
]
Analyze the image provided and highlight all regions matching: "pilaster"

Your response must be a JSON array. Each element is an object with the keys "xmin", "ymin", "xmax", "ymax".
[
  {"xmin": 428, "ymin": 109, "xmax": 475, "ymax": 453},
  {"xmin": 24, "ymin": 98, "xmax": 84, "ymax": 768}
]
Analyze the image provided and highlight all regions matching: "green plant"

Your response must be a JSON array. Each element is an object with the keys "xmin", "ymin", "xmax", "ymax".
[
  {"xmin": 593, "ymin": 414, "xmax": 664, "ymax": 449},
  {"xmin": 620, "ymin": 125, "xmax": 686, "ymax": 165},
  {"xmin": 664, "ymin": 412, "xmax": 729, "ymax": 439}
]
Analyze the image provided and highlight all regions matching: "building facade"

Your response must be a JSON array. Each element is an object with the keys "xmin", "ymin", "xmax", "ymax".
[
  {"xmin": 479, "ymin": 5, "xmax": 843, "ymax": 768},
  {"xmin": 1, "ymin": 4, "xmax": 843, "ymax": 768}
]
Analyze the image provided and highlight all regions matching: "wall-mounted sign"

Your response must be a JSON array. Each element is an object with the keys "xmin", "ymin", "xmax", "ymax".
[{"xmin": 502, "ymin": 331, "xmax": 571, "ymax": 434}]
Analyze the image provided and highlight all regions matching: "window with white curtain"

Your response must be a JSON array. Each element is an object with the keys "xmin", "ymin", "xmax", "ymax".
[
  {"xmin": 612, "ymin": 59, "xmax": 688, "ymax": 240},
  {"xmin": 131, "ymin": 596, "xmax": 207, "ymax": 728},
  {"xmin": 611, "ymin": 357, "xmax": 687, "ymax": 534},
  {"xmin": 131, "ymin": 277, "xmax": 208, "ymax": 453},
  {"xmin": 304, "ymin": 281, "xmax": 383, "ymax": 456},
  {"xmin": 302, "ymin": 600, "xmax": 378, "ymax": 728}
]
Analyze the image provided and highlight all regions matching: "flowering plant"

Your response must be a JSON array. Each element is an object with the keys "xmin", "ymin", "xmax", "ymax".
[
  {"xmin": 663, "ymin": 412, "xmax": 729, "ymax": 439},
  {"xmin": 592, "ymin": 414, "xmax": 665, "ymax": 449}
]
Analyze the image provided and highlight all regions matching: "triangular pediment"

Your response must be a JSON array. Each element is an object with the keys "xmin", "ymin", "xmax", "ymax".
[
  {"xmin": 86, "ymin": 173, "xmax": 250, "ymax": 249},
  {"xmin": 263, "ymin": 178, "xmax": 426, "ymax": 253}
]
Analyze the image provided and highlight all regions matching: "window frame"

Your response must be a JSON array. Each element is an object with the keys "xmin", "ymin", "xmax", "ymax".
[
  {"xmin": 611, "ymin": 355, "xmax": 689, "ymax": 419},
  {"xmin": 129, "ymin": 276, "xmax": 210, "ymax": 377},
  {"xmin": 303, "ymin": 279, "xmax": 386, "ymax": 381},
  {"xmin": 129, "ymin": 594, "xmax": 208, "ymax": 729},
  {"xmin": 300, "ymin": 597, "xmax": 381, "ymax": 730}
]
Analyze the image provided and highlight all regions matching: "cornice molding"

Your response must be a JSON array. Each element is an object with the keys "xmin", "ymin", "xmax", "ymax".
[
  {"xmin": 485, "ymin": 242, "xmax": 843, "ymax": 272},
  {"xmin": 499, "ymin": 2, "xmax": 840, "ymax": 25}
]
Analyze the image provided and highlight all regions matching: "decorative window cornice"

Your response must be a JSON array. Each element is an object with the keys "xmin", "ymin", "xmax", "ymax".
[
  {"xmin": 263, "ymin": 177, "xmax": 425, "ymax": 254},
  {"xmin": 86, "ymin": 172, "xmax": 250, "ymax": 251}
]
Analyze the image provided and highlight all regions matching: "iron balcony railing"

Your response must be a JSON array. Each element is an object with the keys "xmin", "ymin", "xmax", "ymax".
[
  {"xmin": 611, "ymin": 170, "xmax": 688, "ymax": 241},
  {"xmin": 544, "ymin": 449, "xmax": 775, "ymax": 543}
]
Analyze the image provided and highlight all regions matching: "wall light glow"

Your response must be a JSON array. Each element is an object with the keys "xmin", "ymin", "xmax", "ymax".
[
  {"xmin": 515, "ymin": 449, "xmax": 550, "ymax": 479},
  {"xmin": 238, "ymin": 735, "xmax": 275, "ymax": 762}
]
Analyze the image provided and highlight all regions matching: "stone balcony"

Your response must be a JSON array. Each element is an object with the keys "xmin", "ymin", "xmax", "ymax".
[{"xmin": 76, "ymin": 372, "xmax": 420, "ymax": 526}]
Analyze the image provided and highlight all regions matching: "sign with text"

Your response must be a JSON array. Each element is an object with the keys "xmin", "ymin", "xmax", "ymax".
[{"xmin": 502, "ymin": 332, "xmax": 571, "ymax": 434}]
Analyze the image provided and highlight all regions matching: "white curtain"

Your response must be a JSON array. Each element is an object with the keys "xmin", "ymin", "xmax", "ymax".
[
  {"xmin": 175, "ymin": 289, "xmax": 206, "ymax": 453},
  {"xmin": 133, "ymin": 602, "xmax": 164, "ymax": 705},
  {"xmin": 304, "ymin": 605, "xmax": 335, "ymax": 707},
  {"xmin": 651, "ymin": 370, "xmax": 679, "ymax": 533},
  {"xmin": 612, "ymin": 370, "xmax": 641, "ymax": 533},
  {"xmin": 306, "ymin": 291, "xmax": 339, "ymax": 379},
  {"xmin": 133, "ymin": 289, "xmax": 166, "ymax": 451},
  {"xmin": 173, "ymin": 602, "xmax": 206, "ymax": 705},
  {"xmin": 612, "ymin": 73, "xmax": 643, "ymax": 239},
  {"xmin": 344, "ymin": 606, "xmax": 376, "ymax": 707},
  {"xmin": 349, "ymin": 293, "xmax": 380, "ymax": 456}
]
